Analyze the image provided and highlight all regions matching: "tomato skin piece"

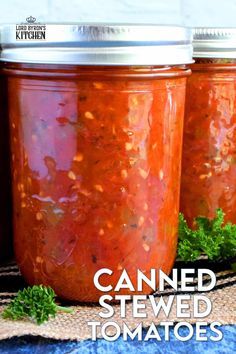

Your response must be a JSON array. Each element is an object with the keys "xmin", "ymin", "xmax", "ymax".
[
  {"xmin": 181, "ymin": 62, "xmax": 236, "ymax": 226},
  {"xmin": 5, "ymin": 63, "xmax": 189, "ymax": 301}
]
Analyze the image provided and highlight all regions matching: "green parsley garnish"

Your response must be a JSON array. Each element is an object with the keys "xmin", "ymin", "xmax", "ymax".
[
  {"xmin": 178, "ymin": 208, "xmax": 236, "ymax": 262},
  {"xmin": 2, "ymin": 285, "xmax": 72, "ymax": 325}
]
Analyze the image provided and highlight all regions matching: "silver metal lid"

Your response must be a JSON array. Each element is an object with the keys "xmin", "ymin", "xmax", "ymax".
[
  {"xmin": 0, "ymin": 24, "xmax": 193, "ymax": 65},
  {"xmin": 193, "ymin": 27, "xmax": 236, "ymax": 58}
]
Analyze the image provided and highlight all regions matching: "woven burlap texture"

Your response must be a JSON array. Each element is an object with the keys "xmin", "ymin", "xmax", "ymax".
[{"xmin": 0, "ymin": 273, "xmax": 235, "ymax": 341}]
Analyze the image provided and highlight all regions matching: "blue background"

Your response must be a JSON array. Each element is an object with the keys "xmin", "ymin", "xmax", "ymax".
[{"xmin": 0, "ymin": 325, "xmax": 235, "ymax": 353}]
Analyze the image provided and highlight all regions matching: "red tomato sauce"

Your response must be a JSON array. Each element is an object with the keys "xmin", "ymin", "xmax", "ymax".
[
  {"xmin": 4, "ymin": 63, "xmax": 189, "ymax": 301},
  {"xmin": 181, "ymin": 62, "xmax": 236, "ymax": 225}
]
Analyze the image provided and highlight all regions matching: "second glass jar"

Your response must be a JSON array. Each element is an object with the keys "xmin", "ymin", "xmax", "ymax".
[{"xmin": 181, "ymin": 28, "xmax": 236, "ymax": 225}]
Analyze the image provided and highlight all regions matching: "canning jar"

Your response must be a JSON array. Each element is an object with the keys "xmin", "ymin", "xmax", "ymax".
[
  {"xmin": 180, "ymin": 28, "xmax": 236, "ymax": 226},
  {"xmin": 1, "ymin": 24, "xmax": 192, "ymax": 301}
]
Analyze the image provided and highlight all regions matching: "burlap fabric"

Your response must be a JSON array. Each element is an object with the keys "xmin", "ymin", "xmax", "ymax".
[{"xmin": 0, "ymin": 260, "xmax": 235, "ymax": 341}]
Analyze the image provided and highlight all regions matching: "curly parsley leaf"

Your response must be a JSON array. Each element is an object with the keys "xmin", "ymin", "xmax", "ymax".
[
  {"xmin": 178, "ymin": 209, "xmax": 236, "ymax": 262},
  {"xmin": 2, "ymin": 285, "xmax": 72, "ymax": 325}
]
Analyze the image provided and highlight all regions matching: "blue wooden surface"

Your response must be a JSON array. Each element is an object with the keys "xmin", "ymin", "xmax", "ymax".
[{"xmin": 0, "ymin": 325, "xmax": 235, "ymax": 353}]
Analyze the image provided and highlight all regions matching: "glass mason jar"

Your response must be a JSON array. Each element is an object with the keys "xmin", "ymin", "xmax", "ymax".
[
  {"xmin": 1, "ymin": 24, "xmax": 192, "ymax": 301},
  {"xmin": 180, "ymin": 28, "xmax": 236, "ymax": 226}
]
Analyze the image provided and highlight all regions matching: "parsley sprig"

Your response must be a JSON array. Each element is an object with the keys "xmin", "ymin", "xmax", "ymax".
[
  {"xmin": 2, "ymin": 285, "xmax": 72, "ymax": 325},
  {"xmin": 178, "ymin": 208, "xmax": 236, "ymax": 262}
]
